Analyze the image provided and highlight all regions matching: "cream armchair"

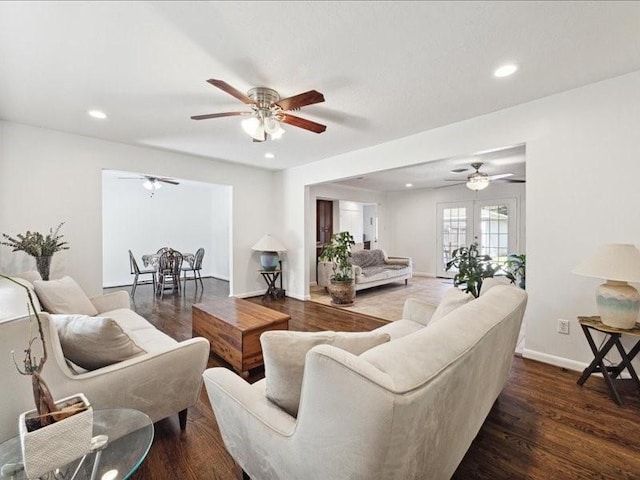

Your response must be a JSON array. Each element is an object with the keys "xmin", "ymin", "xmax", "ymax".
[
  {"xmin": 204, "ymin": 285, "xmax": 527, "ymax": 480},
  {"xmin": 0, "ymin": 275, "xmax": 210, "ymax": 441}
]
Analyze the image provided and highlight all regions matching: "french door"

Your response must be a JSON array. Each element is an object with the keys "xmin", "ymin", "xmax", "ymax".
[{"xmin": 436, "ymin": 198, "xmax": 518, "ymax": 277}]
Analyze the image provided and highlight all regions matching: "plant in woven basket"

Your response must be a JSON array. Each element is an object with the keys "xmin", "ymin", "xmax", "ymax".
[
  {"xmin": 1, "ymin": 223, "xmax": 69, "ymax": 280},
  {"xmin": 0, "ymin": 273, "xmax": 65, "ymax": 429},
  {"xmin": 445, "ymin": 242, "xmax": 500, "ymax": 298}
]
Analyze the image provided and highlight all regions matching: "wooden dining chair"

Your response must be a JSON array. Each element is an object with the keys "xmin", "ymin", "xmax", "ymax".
[
  {"xmin": 129, "ymin": 250, "xmax": 156, "ymax": 298},
  {"xmin": 157, "ymin": 249, "xmax": 183, "ymax": 299},
  {"xmin": 182, "ymin": 247, "xmax": 205, "ymax": 292}
]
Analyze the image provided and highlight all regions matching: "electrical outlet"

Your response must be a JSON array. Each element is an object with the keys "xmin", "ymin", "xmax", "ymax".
[{"xmin": 557, "ymin": 319, "xmax": 570, "ymax": 335}]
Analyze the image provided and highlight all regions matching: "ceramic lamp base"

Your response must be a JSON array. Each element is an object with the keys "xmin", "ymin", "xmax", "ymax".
[
  {"xmin": 596, "ymin": 280, "xmax": 640, "ymax": 329},
  {"xmin": 260, "ymin": 251, "xmax": 279, "ymax": 271}
]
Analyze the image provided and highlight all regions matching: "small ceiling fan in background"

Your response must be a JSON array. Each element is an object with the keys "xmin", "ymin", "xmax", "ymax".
[
  {"xmin": 191, "ymin": 79, "xmax": 326, "ymax": 142},
  {"xmin": 118, "ymin": 175, "xmax": 179, "ymax": 196},
  {"xmin": 444, "ymin": 162, "xmax": 525, "ymax": 191}
]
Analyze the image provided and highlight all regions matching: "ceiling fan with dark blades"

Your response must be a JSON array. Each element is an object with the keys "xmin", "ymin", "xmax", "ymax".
[
  {"xmin": 118, "ymin": 175, "xmax": 180, "ymax": 196},
  {"xmin": 444, "ymin": 162, "xmax": 525, "ymax": 190},
  {"xmin": 191, "ymin": 79, "xmax": 327, "ymax": 142}
]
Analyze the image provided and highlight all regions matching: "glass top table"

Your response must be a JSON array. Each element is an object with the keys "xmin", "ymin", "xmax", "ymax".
[{"xmin": 0, "ymin": 408, "xmax": 153, "ymax": 480}]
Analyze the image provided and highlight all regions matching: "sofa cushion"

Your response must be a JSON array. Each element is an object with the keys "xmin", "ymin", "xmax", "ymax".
[
  {"xmin": 430, "ymin": 288, "xmax": 474, "ymax": 324},
  {"xmin": 34, "ymin": 276, "xmax": 98, "ymax": 316},
  {"xmin": 261, "ymin": 330, "xmax": 391, "ymax": 417},
  {"xmin": 52, "ymin": 314, "xmax": 146, "ymax": 370},
  {"xmin": 373, "ymin": 319, "xmax": 424, "ymax": 340}
]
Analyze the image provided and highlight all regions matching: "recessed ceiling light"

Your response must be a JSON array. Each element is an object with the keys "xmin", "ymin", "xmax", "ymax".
[
  {"xmin": 265, "ymin": 152, "xmax": 275, "ymax": 159},
  {"xmin": 88, "ymin": 109, "xmax": 107, "ymax": 119},
  {"xmin": 405, "ymin": 183, "xmax": 413, "ymax": 188},
  {"xmin": 494, "ymin": 64, "xmax": 518, "ymax": 78}
]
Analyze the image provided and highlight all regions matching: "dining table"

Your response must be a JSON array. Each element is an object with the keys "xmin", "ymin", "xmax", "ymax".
[{"xmin": 142, "ymin": 251, "xmax": 195, "ymax": 270}]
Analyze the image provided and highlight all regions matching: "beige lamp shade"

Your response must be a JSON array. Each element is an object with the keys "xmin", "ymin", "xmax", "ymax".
[
  {"xmin": 252, "ymin": 235, "xmax": 286, "ymax": 271},
  {"xmin": 251, "ymin": 235, "xmax": 287, "ymax": 252},
  {"xmin": 573, "ymin": 244, "xmax": 640, "ymax": 329}
]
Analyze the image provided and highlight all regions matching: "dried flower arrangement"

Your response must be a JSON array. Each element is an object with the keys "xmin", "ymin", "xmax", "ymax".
[{"xmin": 1, "ymin": 223, "xmax": 69, "ymax": 280}]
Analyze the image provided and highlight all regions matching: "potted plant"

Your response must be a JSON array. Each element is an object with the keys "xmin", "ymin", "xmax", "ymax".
[
  {"xmin": 1, "ymin": 223, "xmax": 69, "ymax": 280},
  {"xmin": 445, "ymin": 242, "xmax": 500, "ymax": 298},
  {"xmin": 504, "ymin": 253, "xmax": 526, "ymax": 289},
  {"xmin": 318, "ymin": 231, "xmax": 356, "ymax": 305},
  {"xmin": 0, "ymin": 274, "xmax": 92, "ymax": 478}
]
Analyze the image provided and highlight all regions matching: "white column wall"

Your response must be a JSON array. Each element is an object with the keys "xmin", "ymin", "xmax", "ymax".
[
  {"xmin": 280, "ymin": 70, "xmax": 640, "ymax": 371},
  {"xmin": 0, "ymin": 122, "xmax": 273, "ymax": 297}
]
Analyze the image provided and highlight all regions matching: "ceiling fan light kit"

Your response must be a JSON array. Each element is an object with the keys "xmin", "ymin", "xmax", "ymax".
[
  {"xmin": 466, "ymin": 175, "xmax": 490, "ymax": 191},
  {"xmin": 192, "ymin": 79, "xmax": 326, "ymax": 143},
  {"xmin": 142, "ymin": 178, "xmax": 162, "ymax": 191}
]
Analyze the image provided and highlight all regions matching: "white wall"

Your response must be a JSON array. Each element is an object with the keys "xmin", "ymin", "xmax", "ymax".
[
  {"xmin": 0, "ymin": 122, "xmax": 274, "ymax": 297},
  {"xmin": 101, "ymin": 171, "xmax": 231, "ymax": 287},
  {"xmin": 385, "ymin": 182, "xmax": 526, "ymax": 276},
  {"xmin": 338, "ymin": 201, "xmax": 364, "ymax": 242},
  {"xmin": 280, "ymin": 70, "xmax": 640, "ymax": 372}
]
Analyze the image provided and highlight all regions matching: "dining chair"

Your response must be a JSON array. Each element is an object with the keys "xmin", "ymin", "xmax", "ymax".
[
  {"xmin": 129, "ymin": 250, "xmax": 156, "ymax": 298},
  {"xmin": 182, "ymin": 247, "xmax": 205, "ymax": 292},
  {"xmin": 157, "ymin": 249, "xmax": 183, "ymax": 299},
  {"xmin": 157, "ymin": 247, "xmax": 170, "ymax": 255}
]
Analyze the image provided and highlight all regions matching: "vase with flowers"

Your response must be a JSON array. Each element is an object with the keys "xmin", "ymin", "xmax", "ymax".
[{"xmin": 1, "ymin": 223, "xmax": 69, "ymax": 280}]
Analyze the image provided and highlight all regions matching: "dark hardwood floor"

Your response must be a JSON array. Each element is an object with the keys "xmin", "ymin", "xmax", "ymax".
[{"xmin": 108, "ymin": 279, "xmax": 640, "ymax": 480}]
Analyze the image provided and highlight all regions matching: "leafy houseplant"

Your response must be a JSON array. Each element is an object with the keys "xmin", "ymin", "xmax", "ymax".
[
  {"xmin": 1, "ymin": 223, "xmax": 69, "ymax": 280},
  {"xmin": 318, "ymin": 232, "xmax": 356, "ymax": 304},
  {"xmin": 319, "ymin": 231, "xmax": 356, "ymax": 281},
  {"xmin": 445, "ymin": 242, "xmax": 500, "ymax": 298},
  {"xmin": 504, "ymin": 253, "xmax": 526, "ymax": 289}
]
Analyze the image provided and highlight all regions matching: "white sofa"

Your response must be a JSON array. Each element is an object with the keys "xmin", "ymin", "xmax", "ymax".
[
  {"xmin": 0, "ymin": 274, "xmax": 210, "ymax": 441},
  {"xmin": 318, "ymin": 249, "xmax": 412, "ymax": 291},
  {"xmin": 203, "ymin": 284, "xmax": 527, "ymax": 480}
]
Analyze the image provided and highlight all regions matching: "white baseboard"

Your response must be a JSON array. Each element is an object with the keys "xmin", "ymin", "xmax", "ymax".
[
  {"xmin": 412, "ymin": 272, "xmax": 436, "ymax": 278},
  {"xmin": 522, "ymin": 348, "xmax": 631, "ymax": 378},
  {"xmin": 522, "ymin": 349, "xmax": 588, "ymax": 372},
  {"xmin": 233, "ymin": 289, "xmax": 266, "ymax": 299}
]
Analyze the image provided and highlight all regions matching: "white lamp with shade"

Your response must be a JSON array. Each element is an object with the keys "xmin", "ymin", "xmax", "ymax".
[
  {"xmin": 252, "ymin": 235, "xmax": 286, "ymax": 271},
  {"xmin": 572, "ymin": 244, "xmax": 640, "ymax": 329}
]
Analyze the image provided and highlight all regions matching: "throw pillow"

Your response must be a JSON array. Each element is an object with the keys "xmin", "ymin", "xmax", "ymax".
[
  {"xmin": 430, "ymin": 287, "xmax": 474, "ymax": 324},
  {"xmin": 52, "ymin": 314, "xmax": 145, "ymax": 370},
  {"xmin": 479, "ymin": 277, "xmax": 510, "ymax": 296},
  {"xmin": 260, "ymin": 330, "xmax": 390, "ymax": 417},
  {"xmin": 34, "ymin": 276, "xmax": 98, "ymax": 316}
]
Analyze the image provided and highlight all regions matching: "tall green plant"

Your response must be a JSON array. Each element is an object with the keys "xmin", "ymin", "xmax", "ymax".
[
  {"xmin": 318, "ymin": 232, "xmax": 355, "ymax": 282},
  {"xmin": 445, "ymin": 242, "xmax": 499, "ymax": 298}
]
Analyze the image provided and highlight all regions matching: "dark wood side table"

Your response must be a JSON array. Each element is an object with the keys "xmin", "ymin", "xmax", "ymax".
[
  {"xmin": 577, "ymin": 316, "xmax": 640, "ymax": 405},
  {"xmin": 259, "ymin": 269, "xmax": 284, "ymax": 300}
]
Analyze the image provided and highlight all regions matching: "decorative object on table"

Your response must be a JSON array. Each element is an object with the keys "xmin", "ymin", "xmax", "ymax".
[
  {"xmin": 251, "ymin": 234, "xmax": 287, "ymax": 271},
  {"xmin": 445, "ymin": 242, "xmax": 499, "ymax": 298},
  {"xmin": 1, "ymin": 223, "xmax": 69, "ymax": 280},
  {"xmin": 572, "ymin": 243, "xmax": 640, "ymax": 329},
  {"xmin": 0, "ymin": 274, "xmax": 92, "ymax": 478},
  {"xmin": 19, "ymin": 393, "xmax": 92, "ymax": 479},
  {"xmin": 504, "ymin": 253, "xmax": 526, "ymax": 289},
  {"xmin": 318, "ymin": 231, "xmax": 356, "ymax": 305}
]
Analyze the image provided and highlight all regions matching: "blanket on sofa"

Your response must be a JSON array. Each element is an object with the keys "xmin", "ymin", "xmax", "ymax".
[{"xmin": 351, "ymin": 249, "xmax": 407, "ymax": 276}]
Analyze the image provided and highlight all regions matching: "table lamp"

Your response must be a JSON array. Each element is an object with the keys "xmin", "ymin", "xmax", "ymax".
[
  {"xmin": 252, "ymin": 234, "xmax": 286, "ymax": 271},
  {"xmin": 572, "ymin": 243, "xmax": 640, "ymax": 329}
]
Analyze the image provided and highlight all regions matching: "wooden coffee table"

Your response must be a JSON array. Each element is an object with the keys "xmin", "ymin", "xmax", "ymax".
[{"xmin": 192, "ymin": 298, "xmax": 289, "ymax": 375}]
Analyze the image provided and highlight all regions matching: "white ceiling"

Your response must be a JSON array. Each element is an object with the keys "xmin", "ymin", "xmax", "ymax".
[
  {"xmin": 1, "ymin": 1, "xmax": 639, "ymax": 171},
  {"xmin": 335, "ymin": 144, "xmax": 526, "ymax": 192}
]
